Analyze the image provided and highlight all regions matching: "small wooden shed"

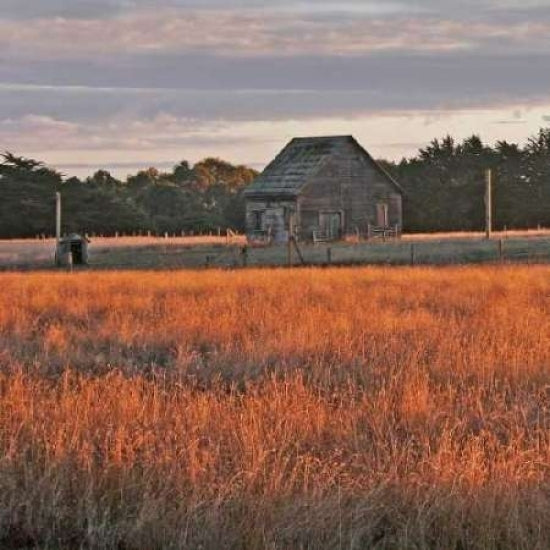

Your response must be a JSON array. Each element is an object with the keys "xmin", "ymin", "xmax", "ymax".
[
  {"xmin": 244, "ymin": 135, "xmax": 403, "ymax": 242},
  {"xmin": 55, "ymin": 233, "xmax": 89, "ymax": 266}
]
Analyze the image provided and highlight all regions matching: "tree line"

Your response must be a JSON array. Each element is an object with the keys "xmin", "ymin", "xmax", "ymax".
[
  {"xmin": 384, "ymin": 128, "xmax": 550, "ymax": 232},
  {"xmin": 1, "ymin": 127, "xmax": 550, "ymax": 238},
  {"xmin": 0, "ymin": 156, "xmax": 257, "ymax": 238}
]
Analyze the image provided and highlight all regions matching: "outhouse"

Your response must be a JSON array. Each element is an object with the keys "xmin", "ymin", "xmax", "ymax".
[{"xmin": 55, "ymin": 233, "xmax": 90, "ymax": 266}]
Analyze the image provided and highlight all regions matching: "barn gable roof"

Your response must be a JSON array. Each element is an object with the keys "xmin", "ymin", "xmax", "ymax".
[{"xmin": 244, "ymin": 135, "xmax": 402, "ymax": 198}]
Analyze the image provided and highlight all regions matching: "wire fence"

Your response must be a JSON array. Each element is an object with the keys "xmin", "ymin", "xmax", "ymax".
[{"xmin": 3, "ymin": 234, "xmax": 550, "ymax": 271}]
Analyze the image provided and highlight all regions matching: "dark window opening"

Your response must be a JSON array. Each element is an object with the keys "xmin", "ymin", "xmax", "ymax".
[{"xmin": 253, "ymin": 211, "xmax": 264, "ymax": 231}]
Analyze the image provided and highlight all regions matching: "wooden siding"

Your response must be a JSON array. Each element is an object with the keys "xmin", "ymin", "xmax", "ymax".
[
  {"xmin": 297, "ymin": 142, "xmax": 401, "ymax": 239},
  {"xmin": 245, "ymin": 199, "xmax": 297, "ymax": 243}
]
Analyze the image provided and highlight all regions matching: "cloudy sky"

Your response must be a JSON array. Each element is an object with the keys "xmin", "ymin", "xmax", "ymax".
[{"xmin": 2, "ymin": 0, "xmax": 550, "ymax": 177}]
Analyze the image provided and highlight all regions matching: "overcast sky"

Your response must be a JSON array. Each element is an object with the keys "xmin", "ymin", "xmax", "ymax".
[{"xmin": 1, "ymin": 0, "xmax": 550, "ymax": 177}]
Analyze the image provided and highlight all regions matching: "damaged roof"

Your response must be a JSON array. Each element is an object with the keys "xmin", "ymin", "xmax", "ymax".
[{"xmin": 244, "ymin": 135, "xmax": 402, "ymax": 197}]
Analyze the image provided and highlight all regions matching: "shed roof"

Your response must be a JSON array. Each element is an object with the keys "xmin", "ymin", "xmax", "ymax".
[{"xmin": 244, "ymin": 135, "xmax": 402, "ymax": 198}]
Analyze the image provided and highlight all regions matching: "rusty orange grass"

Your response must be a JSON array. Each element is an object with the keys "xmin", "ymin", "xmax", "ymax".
[{"xmin": 1, "ymin": 267, "xmax": 550, "ymax": 548}]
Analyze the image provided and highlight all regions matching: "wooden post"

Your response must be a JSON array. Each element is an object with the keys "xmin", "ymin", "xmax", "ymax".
[
  {"xmin": 485, "ymin": 169, "xmax": 492, "ymax": 240},
  {"xmin": 291, "ymin": 237, "xmax": 305, "ymax": 265},
  {"xmin": 241, "ymin": 246, "xmax": 248, "ymax": 268},
  {"xmin": 327, "ymin": 247, "xmax": 332, "ymax": 265},
  {"xmin": 55, "ymin": 192, "xmax": 61, "ymax": 244},
  {"xmin": 410, "ymin": 244, "xmax": 415, "ymax": 266},
  {"xmin": 498, "ymin": 239, "xmax": 504, "ymax": 263},
  {"xmin": 54, "ymin": 192, "xmax": 62, "ymax": 266},
  {"xmin": 287, "ymin": 237, "xmax": 292, "ymax": 267}
]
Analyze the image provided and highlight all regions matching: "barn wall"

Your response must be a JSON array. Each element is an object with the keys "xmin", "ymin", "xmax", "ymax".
[
  {"xmin": 298, "ymin": 141, "xmax": 402, "ymax": 239},
  {"xmin": 245, "ymin": 199, "xmax": 297, "ymax": 242}
]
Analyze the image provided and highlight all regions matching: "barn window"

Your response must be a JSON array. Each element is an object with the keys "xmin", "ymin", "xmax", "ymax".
[{"xmin": 252, "ymin": 211, "xmax": 264, "ymax": 231}]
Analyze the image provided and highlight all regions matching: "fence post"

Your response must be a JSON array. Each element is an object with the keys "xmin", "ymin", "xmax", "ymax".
[
  {"xmin": 485, "ymin": 168, "xmax": 492, "ymax": 239},
  {"xmin": 410, "ymin": 244, "xmax": 415, "ymax": 266},
  {"xmin": 241, "ymin": 245, "xmax": 248, "ymax": 268},
  {"xmin": 327, "ymin": 247, "xmax": 332, "ymax": 265},
  {"xmin": 287, "ymin": 237, "xmax": 292, "ymax": 267},
  {"xmin": 498, "ymin": 239, "xmax": 504, "ymax": 263}
]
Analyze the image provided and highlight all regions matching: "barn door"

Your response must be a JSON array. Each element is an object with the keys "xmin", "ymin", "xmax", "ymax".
[
  {"xmin": 376, "ymin": 203, "xmax": 389, "ymax": 227},
  {"xmin": 328, "ymin": 212, "xmax": 341, "ymax": 238},
  {"xmin": 319, "ymin": 212, "xmax": 341, "ymax": 239}
]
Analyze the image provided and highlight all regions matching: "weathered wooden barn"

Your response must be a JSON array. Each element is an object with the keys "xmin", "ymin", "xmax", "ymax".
[{"xmin": 244, "ymin": 135, "xmax": 403, "ymax": 242}]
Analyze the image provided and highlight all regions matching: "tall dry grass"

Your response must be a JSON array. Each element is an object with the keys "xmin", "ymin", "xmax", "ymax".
[{"xmin": 1, "ymin": 267, "xmax": 550, "ymax": 548}]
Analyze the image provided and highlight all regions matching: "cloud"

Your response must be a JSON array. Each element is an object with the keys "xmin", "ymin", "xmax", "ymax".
[
  {"xmin": 0, "ymin": 1, "xmax": 420, "ymax": 20},
  {"xmin": 0, "ymin": 0, "xmax": 126, "ymax": 20},
  {"xmin": 0, "ymin": 12, "xmax": 468, "ymax": 59},
  {"xmin": 2, "ymin": 0, "xmax": 550, "ymax": 176},
  {"xmin": 495, "ymin": 120, "xmax": 528, "ymax": 125},
  {"xmin": 1, "ymin": 0, "xmax": 547, "ymax": 19},
  {"xmin": 7, "ymin": 104, "xmax": 550, "ymax": 179},
  {"xmin": 2, "ymin": 5, "xmax": 550, "ymax": 60},
  {"xmin": 2, "ymin": 54, "xmax": 550, "ymax": 132},
  {"xmin": 0, "ymin": 112, "xmax": 223, "ymax": 152},
  {"xmin": 0, "ymin": 114, "xmax": 79, "ymax": 143},
  {"xmin": 2, "ymin": 51, "xmax": 550, "ymax": 102}
]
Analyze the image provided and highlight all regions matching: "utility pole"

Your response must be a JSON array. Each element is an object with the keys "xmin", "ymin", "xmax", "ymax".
[
  {"xmin": 56, "ymin": 192, "xmax": 61, "ymax": 245},
  {"xmin": 55, "ymin": 192, "xmax": 62, "ymax": 266},
  {"xmin": 485, "ymin": 169, "xmax": 492, "ymax": 240}
]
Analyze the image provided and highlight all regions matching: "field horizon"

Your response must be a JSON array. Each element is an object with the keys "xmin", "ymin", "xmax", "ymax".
[{"xmin": 3, "ymin": 228, "xmax": 550, "ymax": 271}]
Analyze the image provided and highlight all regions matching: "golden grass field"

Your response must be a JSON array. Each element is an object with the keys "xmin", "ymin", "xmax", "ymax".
[{"xmin": 1, "ymin": 266, "xmax": 550, "ymax": 548}]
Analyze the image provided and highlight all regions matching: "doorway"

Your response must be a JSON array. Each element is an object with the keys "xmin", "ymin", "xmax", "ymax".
[
  {"xmin": 376, "ymin": 203, "xmax": 389, "ymax": 227},
  {"xmin": 320, "ymin": 211, "xmax": 342, "ymax": 239}
]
